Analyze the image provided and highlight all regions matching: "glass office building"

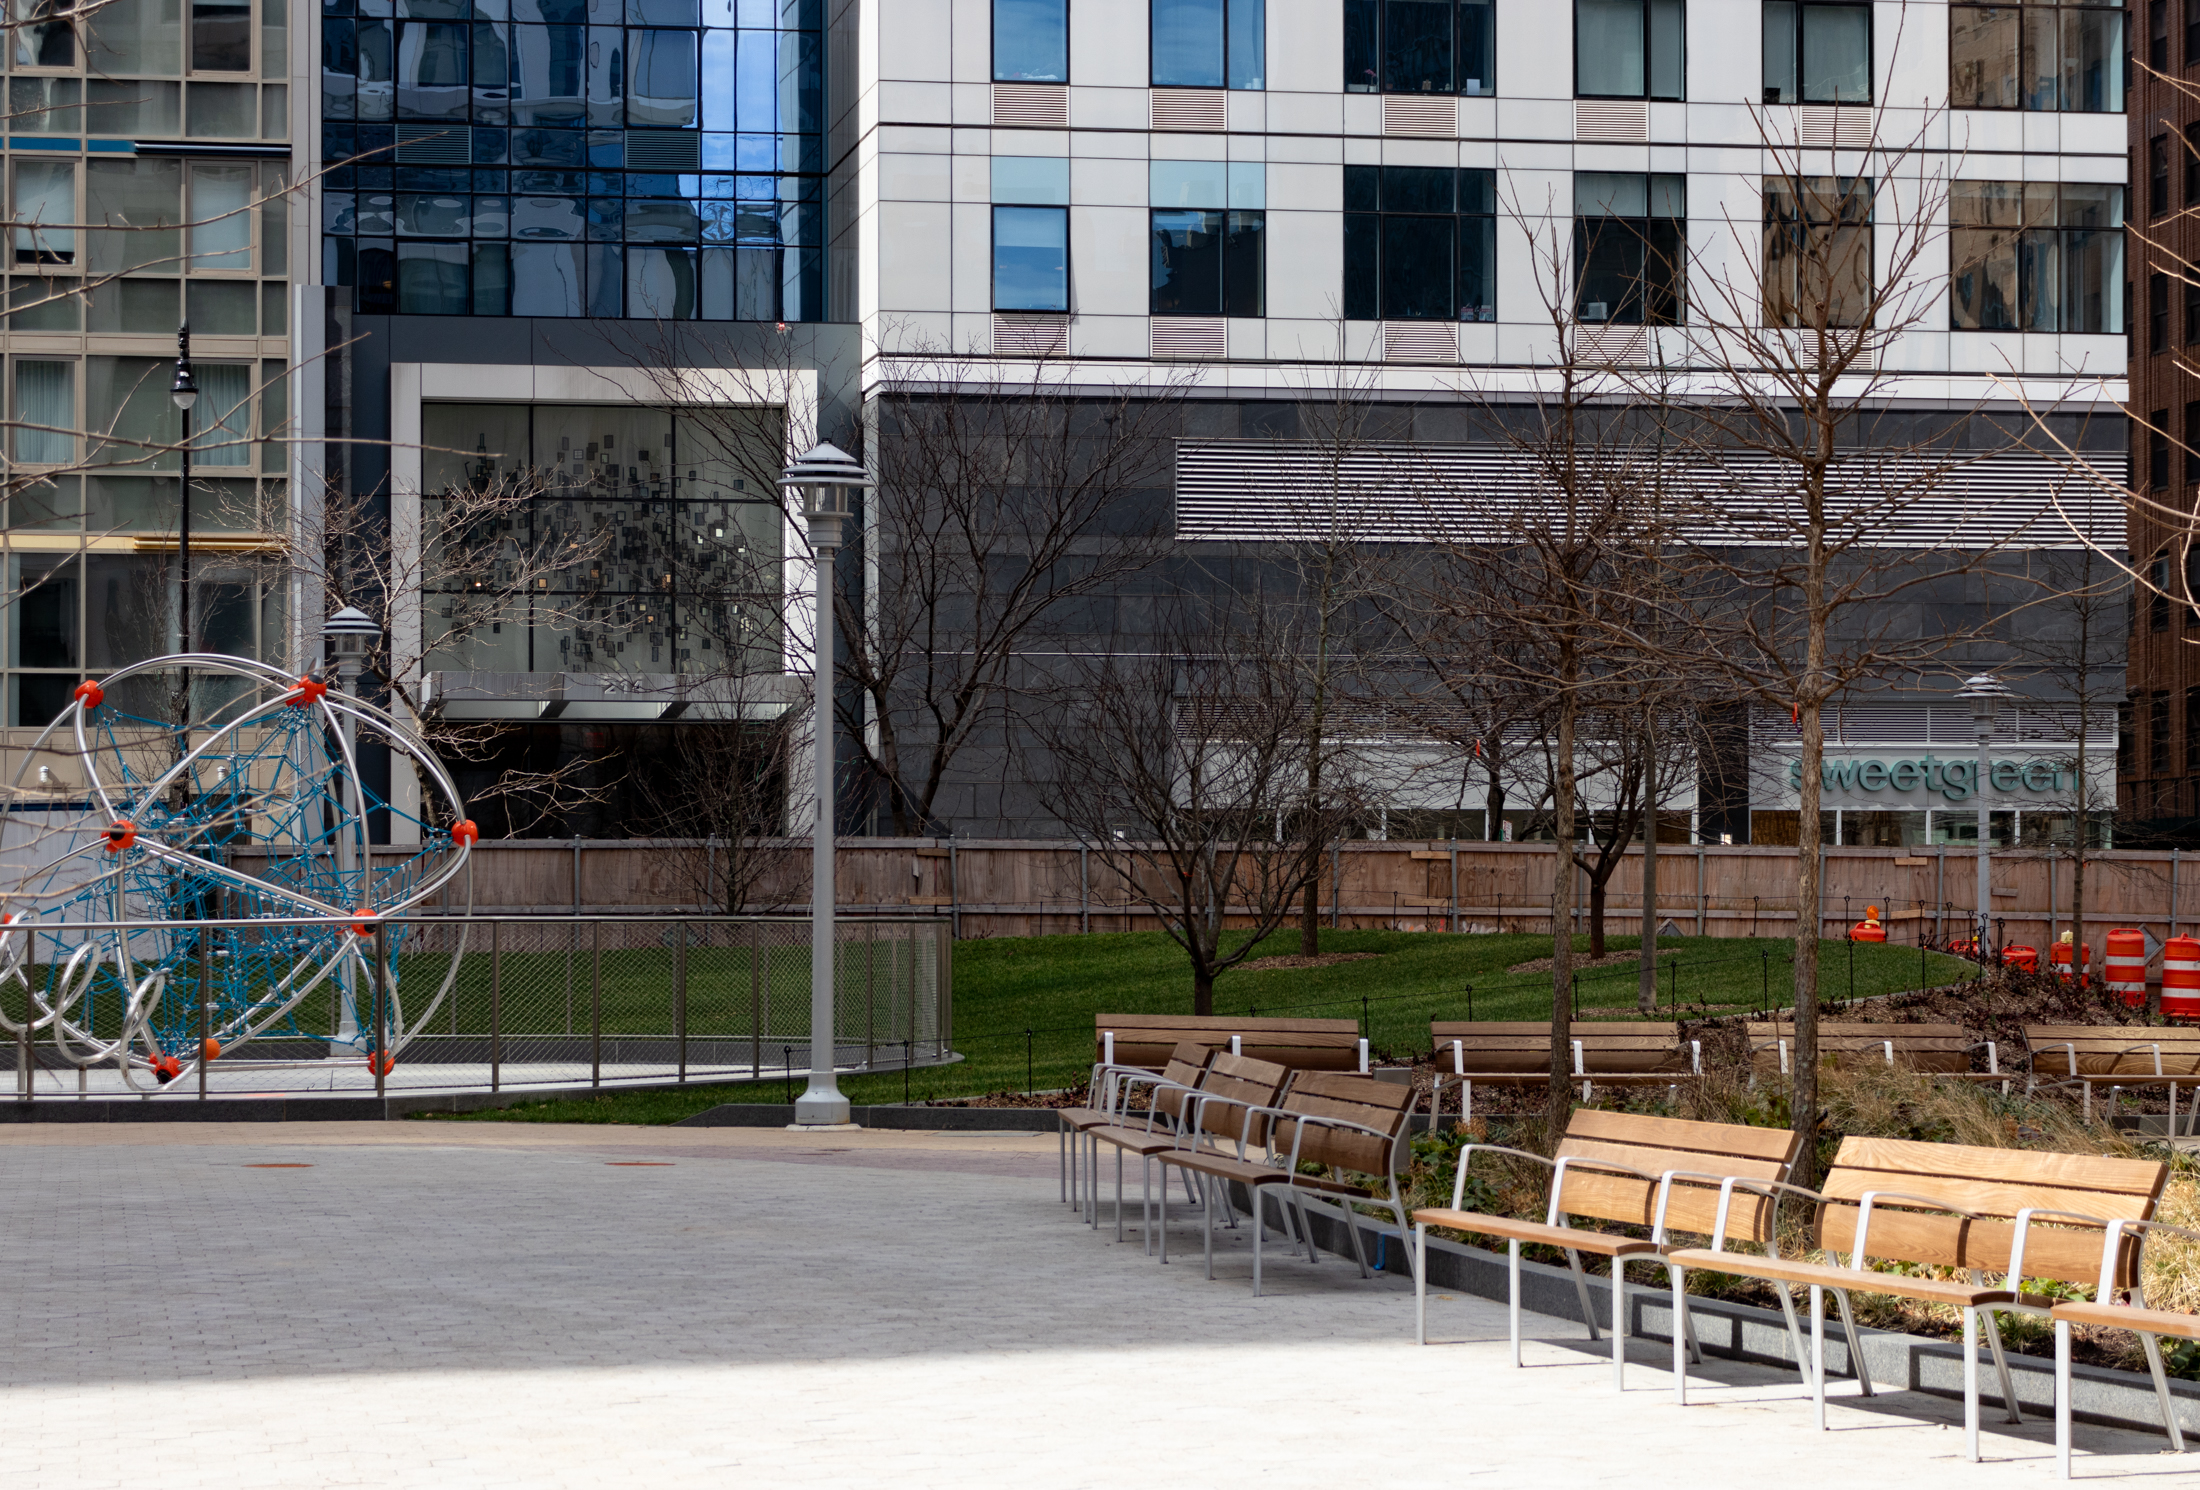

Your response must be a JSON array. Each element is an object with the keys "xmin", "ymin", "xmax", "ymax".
[{"xmin": 316, "ymin": 0, "xmax": 825, "ymax": 320}]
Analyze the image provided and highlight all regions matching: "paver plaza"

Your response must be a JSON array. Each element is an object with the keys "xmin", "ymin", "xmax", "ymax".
[{"xmin": 0, "ymin": 1121, "xmax": 2183, "ymax": 1487}]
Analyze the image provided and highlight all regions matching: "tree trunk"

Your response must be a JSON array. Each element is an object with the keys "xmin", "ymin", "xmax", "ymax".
[
  {"xmin": 1639, "ymin": 717, "xmax": 1660, "ymax": 1014},
  {"xmin": 1548, "ymin": 666, "xmax": 1579, "ymax": 1146},
  {"xmin": 1793, "ymin": 700, "xmax": 1826, "ymax": 1183},
  {"xmin": 1588, "ymin": 876, "xmax": 1608, "ymax": 959},
  {"xmin": 1192, "ymin": 966, "xmax": 1214, "ymax": 1017}
]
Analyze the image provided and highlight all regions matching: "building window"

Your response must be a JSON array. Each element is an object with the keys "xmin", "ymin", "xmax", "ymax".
[
  {"xmin": 1343, "ymin": 0, "xmax": 1495, "ymax": 96},
  {"xmin": 2152, "ymin": 0, "xmax": 2170, "ymax": 68},
  {"xmin": 2152, "ymin": 691, "xmax": 2172, "ymax": 773},
  {"xmin": 1949, "ymin": 2, "xmax": 2126, "ymax": 111},
  {"xmin": 2154, "ymin": 272, "xmax": 2171, "ymax": 353},
  {"xmin": 12, "ymin": 159, "xmax": 75, "ymax": 266},
  {"xmin": 1949, "ymin": 182, "xmax": 2124, "ymax": 333},
  {"xmin": 12, "ymin": 359, "xmax": 74, "ymax": 466},
  {"xmin": 420, "ymin": 401, "xmax": 782, "ymax": 684},
  {"xmin": 2187, "ymin": 0, "xmax": 2199, "ymax": 64},
  {"xmin": 2153, "ymin": 133, "xmax": 2171, "ymax": 218},
  {"xmin": 1573, "ymin": 171, "xmax": 1685, "ymax": 324},
  {"xmin": 1153, "ymin": 0, "xmax": 1263, "ymax": 88},
  {"xmin": 2119, "ymin": 698, "xmax": 2134, "ymax": 772},
  {"xmin": 1342, "ymin": 165, "xmax": 1496, "ymax": 321},
  {"xmin": 2151, "ymin": 412, "xmax": 2171, "ymax": 489},
  {"xmin": 995, "ymin": 0, "xmax": 1068, "ymax": 81},
  {"xmin": 1576, "ymin": 0, "xmax": 1683, "ymax": 99},
  {"xmin": 1763, "ymin": 1, "xmax": 1870, "ymax": 104},
  {"xmin": 1761, "ymin": 174, "xmax": 1870, "ymax": 327},
  {"xmin": 1150, "ymin": 161, "xmax": 1263, "ymax": 316},
  {"xmin": 2187, "ymin": 401, "xmax": 2200, "ymax": 483},
  {"xmin": 993, "ymin": 206, "xmax": 1069, "ymax": 312},
  {"xmin": 2186, "ymin": 689, "xmax": 2200, "ymax": 772}
]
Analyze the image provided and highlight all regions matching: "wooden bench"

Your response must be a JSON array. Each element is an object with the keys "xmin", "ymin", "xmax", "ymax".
[
  {"xmin": 1411, "ymin": 1111, "xmax": 1804, "ymax": 1390},
  {"xmin": 1156, "ymin": 1069, "xmax": 1419, "ymax": 1295},
  {"xmin": 1057, "ymin": 1040, "xmax": 1213, "ymax": 1224},
  {"xmin": 1747, "ymin": 1021, "xmax": 2002, "ymax": 1080},
  {"xmin": 1663, "ymin": 1136, "xmax": 2168, "ymax": 1461},
  {"xmin": 1431, "ymin": 1021, "xmax": 1702, "ymax": 1119},
  {"xmin": 1093, "ymin": 1014, "xmax": 1362, "ymax": 1073},
  {"xmin": 2024, "ymin": 1024, "xmax": 2200, "ymax": 1128},
  {"xmin": 1086, "ymin": 1051, "xmax": 1294, "ymax": 1261},
  {"xmin": 2050, "ymin": 1214, "xmax": 2200, "ymax": 1476}
]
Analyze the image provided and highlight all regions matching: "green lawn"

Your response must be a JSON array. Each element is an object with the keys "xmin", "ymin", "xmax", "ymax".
[{"xmin": 438, "ymin": 928, "xmax": 1975, "ymax": 1125}]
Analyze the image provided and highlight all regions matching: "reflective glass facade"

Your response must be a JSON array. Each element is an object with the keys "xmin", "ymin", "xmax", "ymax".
[{"xmin": 319, "ymin": 0, "xmax": 824, "ymax": 320}]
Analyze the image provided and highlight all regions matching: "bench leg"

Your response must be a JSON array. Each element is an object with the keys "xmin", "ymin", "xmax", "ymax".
[
  {"xmin": 1964, "ymin": 1307, "xmax": 1981, "ymax": 1463},
  {"xmin": 1982, "ymin": 1306, "xmax": 2022, "ymax": 1423},
  {"xmin": 2055, "ymin": 1319, "xmax": 2074, "ymax": 1479},
  {"xmin": 1059, "ymin": 1123, "xmax": 1067, "ymax": 1205},
  {"xmin": 1510, "ymin": 1240, "xmax": 1524, "ymax": 1368},
  {"xmin": 2142, "ymin": 1331, "xmax": 2190, "ymax": 1452},
  {"xmin": 1202, "ymin": 1173, "xmax": 1215, "ymax": 1282},
  {"xmin": 1774, "ymin": 1281, "xmax": 1811, "ymax": 1387},
  {"xmin": 1612, "ymin": 1261, "xmax": 1628, "ymax": 1391},
  {"xmin": 1341, "ymin": 1200, "xmax": 1372, "ymax": 1279},
  {"xmin": 1667, "ymin": 1263, "xmax": 1687, "ymax": 1404},
  {"xmin": 1158, "ymin": 1167, "xmax": 1170, "ymax": 1265},
  {"xmin": 1810, "ymin": 1285, "xmax": 1826, "ymax": 1431},
  {"xmin": 1250, "ymin": 1184, "xmax": 1265, "ymax": 1296},
  {"xmin": 1142, "ymin": 1156, "xmax": 1155, "ymax": 1256},
  {"xmin": 1566, "ymin": 1250, "xmax": 1601, "ymax": 1343},
  {"xmin": 1288, "ymin": 1193, "xmax": 1320, "ymax": 1265},
  {"xmin": 1415, "ymin": 1223, "xmax": 1428, "ymax": 1345},
  {"xmin": 1114, "ymin": 1146, "xmax": 1126, "ymax": 1243},
  {"xmin": 1833, "ymin": 1289, "xmax": 1874, "ymax": 1396}
]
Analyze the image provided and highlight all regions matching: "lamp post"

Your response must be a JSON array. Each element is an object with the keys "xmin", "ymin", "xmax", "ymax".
[
  {"xmin": 170, "ymin": 324, "xmax": 198, "ymax": 752},
  {"xmin": 1954, "ymin": 673, "xmax": 2016, "ymax": 959},
  {"xmin": 324, "ymin": 604, "xmax": 381, "ymax": 1047},
  {"xmin": 780, "ymin": 441, "xmax": 872, "ymax": 1127}
]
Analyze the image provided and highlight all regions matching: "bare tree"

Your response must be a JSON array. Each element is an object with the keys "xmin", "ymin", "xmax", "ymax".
[{"xmin": 1034, "ymin": 600, "xmax": 1368, "ymax": 1012}]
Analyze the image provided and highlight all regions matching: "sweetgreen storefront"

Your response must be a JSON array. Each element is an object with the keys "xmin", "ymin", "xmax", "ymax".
[{"xmin": 1748, "ymin": 701, "xmax": 2115, "ymax": 849}]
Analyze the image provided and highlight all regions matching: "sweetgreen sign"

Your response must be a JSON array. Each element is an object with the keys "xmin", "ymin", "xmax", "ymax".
[{"xmin": 1786, "ymin": 755, "xmax": 2076, "ymax": 803}]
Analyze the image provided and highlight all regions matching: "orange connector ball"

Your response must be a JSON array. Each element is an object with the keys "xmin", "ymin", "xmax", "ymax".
[
  {"xmin": 365, "ymin": 1052, "xmax": 395, "ymax": 1076},
  {"xmin": 285, "ymin": 676, "xmax": 329, "ymax": 708},
  {"xmin": 150, "ymin": 1053, "xmax": 181, "ymax": 1082},
  {"xmin": 102, "ymin": 821, "xmax": 136, "ymax": 854},
  {"xmin": 451, "ymin": 820, "xmax": 480, "ymax": 847},
  {"xmin": 201, "ymin": 1038, "xmax": 222, "ymax": 1062},
  {"xmin": 72, "ymin": 680, "xmax": 104, "ymax": 711}
]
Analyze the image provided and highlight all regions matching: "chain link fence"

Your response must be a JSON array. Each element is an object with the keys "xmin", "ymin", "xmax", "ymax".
[{"xmin": 3, "ymin": 914, "xmax": 952, "ymax": 1100}]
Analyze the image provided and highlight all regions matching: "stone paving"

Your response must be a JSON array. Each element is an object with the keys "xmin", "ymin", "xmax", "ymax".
[{"xmin": 0, "ymin": 1121, "xmax": 2187, "ymax": 1487}]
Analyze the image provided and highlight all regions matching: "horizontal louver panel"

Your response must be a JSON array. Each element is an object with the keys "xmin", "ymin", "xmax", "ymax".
[
  {"xmin": 993, "ymin": 84, "xmax": 1068, "ymax": 127},
  {"xmin": 1173, "ymin": 438, "xmax": 2129, "ymax": 550},
  {"xmin": 627, "ymin": 130, "xmax": 700, "ymax": 171},
  {"xmin": 396, "ymin": 122, "xmax": 469, "ymax": 163}
]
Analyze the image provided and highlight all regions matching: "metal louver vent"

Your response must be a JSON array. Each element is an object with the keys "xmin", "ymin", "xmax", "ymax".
[
  {"xmin": 1799, "ymin": 105, "xmax": 1875, "ymax": 149},
  {"xmin": 1382, "ymin": 95, "xmax": 1455, "ymax": 136},
  {"xmin": 1151, "ymin": 316, "xmax": 1225, "ymax": 358},
  {"xmin": 626, "ymin": 130, "xmax": 701, "ymax": 171},
  {"xmin": 1382, "ymin": 322, "xmax": 1458, "ymax": 362},
  {"xmin": 1151, "ymin": 88, "xmax": 1225, "ymax": 130},
  {"xmin": 396, "ymin": 123, "xmax": 470, "ymax": 164},
  {"xmin": 992, "ymin": 313, "xmax": 1068, "ymax": 355},
  {"xmin": 1574, "ymin": 99, "xmax": 1648, "ymax": 141},
  {"xmin": 993, "ymin": 84, "xmax": 1068, "ymax": 127},
  {"xmin": 1172, "ymin": 437, "xmax": 2130, "ymax": 549}
]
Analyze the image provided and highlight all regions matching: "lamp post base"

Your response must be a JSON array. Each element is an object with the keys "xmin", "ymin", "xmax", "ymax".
[{"xmin": 793, "ymin": 1087, "xmax": 852, "ymax": 1126}]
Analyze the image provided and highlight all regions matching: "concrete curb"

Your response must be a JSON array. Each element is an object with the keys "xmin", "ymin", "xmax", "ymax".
[
  {"xmin": 1266, "ymin": 1195, "xmax": 2198, "ymax": 1438},
  {"xmin": 675, "ymin": 1103, "xmax": 1065, "ymax": 1131}
]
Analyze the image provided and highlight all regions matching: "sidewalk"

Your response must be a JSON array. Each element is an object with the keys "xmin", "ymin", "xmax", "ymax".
[{"xmin": 0, "ymin": 1121, "xmax": 2180, "ymax": 1487}]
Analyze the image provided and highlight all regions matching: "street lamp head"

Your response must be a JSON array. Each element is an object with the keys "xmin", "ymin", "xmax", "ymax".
[
  {"xmin": 323, "ymin": 605, "xmax": 382, "ymax": 669},
  {"xmin": 780, "ymin": 441, "xmax": 872, "ymax": 542},
  {"xmin": 1953, "ymin": 672, "xmax": 2017, "ymax": 729},
  {"xmin": 170, "ymin": 361, "xmax": 198, "ymax": 411}
]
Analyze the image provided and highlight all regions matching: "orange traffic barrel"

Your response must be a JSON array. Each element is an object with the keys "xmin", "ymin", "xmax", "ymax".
[
  {"xmin": 2106, "ymin": 928, "xmax": 2148, "ymax": 1008},
  {"xmin": 2002, "ymin": 944, "xmax": 2038, "ymax": 973},
  {"xmin": 2049, "ymin": 935, "xmax": 2091, "ymax": 981},
  {"xmin": 2164, "ymin": 936, "xmax": 2200, "ymax": 1022}
]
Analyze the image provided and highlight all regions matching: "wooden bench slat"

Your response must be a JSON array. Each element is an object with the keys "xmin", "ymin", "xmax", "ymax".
[{"xmin": 1831, "ymin": 1135, "xmax": 2169, "ymax": 1199}]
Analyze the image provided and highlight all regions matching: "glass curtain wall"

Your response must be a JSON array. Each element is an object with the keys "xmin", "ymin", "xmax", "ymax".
[
  {"xmin": 321, "ymin": 0, "xmax": 825, "ymax": 320},
  {"xmin": 1948, "ymin": 180, "xmax": 2125, "ymax": 332}
]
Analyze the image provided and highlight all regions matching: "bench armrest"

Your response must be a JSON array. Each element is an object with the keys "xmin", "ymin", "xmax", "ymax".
[
  {"xmin": 1450, "ymin": 1143, "xmax": 1557, "ymax": 1212},
  {"xmin": 1185, "ymin": 1091, "xmax": 1273, "ymax": 1155},
  {"xmin": 1657, "ymin": 1172, "xmax": 1828, "ymax": 1253},
  {"xmin": 1853, "ymin": 1188, "xmax": 1987, "ymax": 1270},
  {"xmin": 2099, "ymin": 1218, "xmax": 2200, "ymax": 1296},
  {"xmin": 1256, "ymin": 1107, "xmax": 1405, "ymax": 1185}
]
